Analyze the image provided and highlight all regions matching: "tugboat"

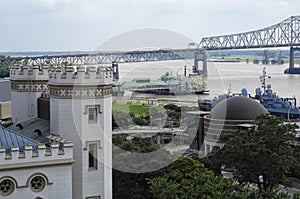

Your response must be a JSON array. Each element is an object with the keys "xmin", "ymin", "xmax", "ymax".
[{"xmin": 199, "ymin": 67, "xmax": 300, "ymax": 119}]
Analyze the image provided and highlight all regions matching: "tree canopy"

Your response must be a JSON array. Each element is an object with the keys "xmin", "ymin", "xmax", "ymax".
[
  {"xmin": 147, "ymin": 157, "xmax": 283, "ymax": 199},
  {"xmin": 207, "ymin": 114, "xmax": 299, "ymax": 192},
  {"xmin": 112, "ymin": 114, "xmax": 300, "ymax": 199},
  {"xmin": 112, "ymin": 135, "xmax": 173, "ymax": 199}
]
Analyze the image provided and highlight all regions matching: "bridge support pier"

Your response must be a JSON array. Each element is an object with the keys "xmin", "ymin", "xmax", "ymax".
[
  {"xmin": 284, "ymin": 47, "xmax": 300, "ymax": 74},
  {"xmin": 203, "ymin": 52, "xmax": 208, "ymax": 77},
  {"xmin": 289, "ymin": 47, "xmax": 300, "ymax": 69},
  {"xmin": 289, "ymin": 47, "xmax": 295, "ymax": 69},
  {"xmin": 193, "ymin": 51, "xmax": 208, "ymax": 77}
]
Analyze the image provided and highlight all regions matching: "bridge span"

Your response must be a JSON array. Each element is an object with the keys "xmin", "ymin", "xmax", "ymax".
[
  {"xmin": 2, "ymin": 16, "xmax": 300, "ymax": 75},
  {"xmin": 1, "ymin": 48, "xmax": 208, "ymax": 77},
  {"xmin": 199, "ymin": 15, "xmax": 300, "ymax": 72}
]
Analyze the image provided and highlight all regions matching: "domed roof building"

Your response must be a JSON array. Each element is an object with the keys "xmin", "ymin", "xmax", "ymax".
[{"xmin": 203, "ymin": 96, "xmax": 268, "ymax": 155}]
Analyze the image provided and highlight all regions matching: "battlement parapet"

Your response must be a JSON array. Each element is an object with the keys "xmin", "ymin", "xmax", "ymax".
[
  {"xmin": 48, "ymin": 65, "xmax": 113, "ymax": 85},
  {"xmin": 0, "ymin": 137, "xmax": 73, "ymax": 165},
  {"xmin": 10, "ymin": 65, "xmax": 49, "ymax": 80}
]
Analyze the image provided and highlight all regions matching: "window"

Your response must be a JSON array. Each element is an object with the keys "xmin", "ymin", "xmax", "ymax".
[
  {"xmin": 30, "ymin": 175, "xmax": 46, "ymax": 192},
  {"xmin": 0, "ymin": 178, "xmax": 15, "ymax": 196},
  {"xmin": 86, "ymin": 196, "xmax": 101, "ymax": 199},
  {"xmin": 84, "ymin": 105, "xmax": 101, "ymax": 123},
  {"xmin": 88, "ymin": 107, "xmax": 98, "ymax": 123},
  {"xmin": 88, "ymin": 143, "xmax": 98, "ymax": 171}
]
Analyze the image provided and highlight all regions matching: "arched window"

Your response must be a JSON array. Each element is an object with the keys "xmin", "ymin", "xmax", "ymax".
[
  {"xmin": 0, "ymin": 178, "xmax": 15, "ymax": 196},
  {"xmin": 29, "ymin": 175, "xmax": 46, "ymax": 192}
]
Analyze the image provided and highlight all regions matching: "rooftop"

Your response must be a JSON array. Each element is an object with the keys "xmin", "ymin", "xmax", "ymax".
[
  {"xmin": 0, "ymin": 125, "xmax": 39, "ymax": 153},
  {"xmin": 209, "ymin": 96, "xmax": 269, "ymax": 120},
  {"xmin": 7, "ymin": 118, "xmax": 50, "ymax": 143}
]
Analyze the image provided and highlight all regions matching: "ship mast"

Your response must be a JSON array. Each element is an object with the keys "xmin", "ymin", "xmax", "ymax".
[{"xmin": 260, "ymin": 67, "xmax": 270, "ymax": 94}]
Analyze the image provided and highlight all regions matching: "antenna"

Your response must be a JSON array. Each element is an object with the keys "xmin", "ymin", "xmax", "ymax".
[
  {"xmin": 260, "ymin": 67, "xmax": 271, "ymax": 94},
  {"xmin": 228, "ymin": 84, "xmax": 232, "ymax": 95}
]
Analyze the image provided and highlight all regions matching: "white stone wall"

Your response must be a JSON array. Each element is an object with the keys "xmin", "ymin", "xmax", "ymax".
[
  {"xmin": 11, "ymin": 92, "xmax": 41, "ymax": 123},
  {"xmin": 0, "ymin": 142, "xmax": 74, "ymax": 199},
  {"xmin": 0, "ymin": 165, "xmax": 72, "ymax": 199},
  {"xmin": 10, "ymin": 66, "xmax": 49, "ymax": 123},
  {"xmin": 49, "ymin": 64, "xmax": 112, "ymax": 199},
  {"xmin": 50, "ymin": 97, "xmax": 112, "ymax": 199},
  {"xmin": 103, "ymin": 97, "xmax": 112, "ymax": 199}
]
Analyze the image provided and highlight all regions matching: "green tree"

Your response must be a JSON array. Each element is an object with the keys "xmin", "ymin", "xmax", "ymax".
[
  {"xmin": 0, "ymin": 66, "xmax": 9, "ymax": 78},
  {"xmin": 0, "ymin": 55, "xmax": 10, "ymax": 78},
  {"xmin": 112, "ymin": 135, "xmax": 173, "ymax": 199},
  {"xmin": 209, "ymin": 114, "xmax": 299, "ymax": 191},
  {"xmin": 148, "ymin": 157, "xmax": 256, "ymax": 199}
]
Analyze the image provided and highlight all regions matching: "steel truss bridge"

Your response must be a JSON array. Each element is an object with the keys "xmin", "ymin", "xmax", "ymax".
[
  {"xmin": 2, "ymin": 49, "xmax": 205, "ymax": 66},
  {"xmin": 2, "ymin": 15, "xmax": 300, "ymax": 75},
  {"xmin": 1, "ymin": 48, "xmax": 208, "ymax": 76},
  {"xmin": 199, "ymin": 15, "xmax": 300, "ymax": 71},
  {"xmin": 199, "ymin": 16, "xmax": 300, "ymax": 50}
]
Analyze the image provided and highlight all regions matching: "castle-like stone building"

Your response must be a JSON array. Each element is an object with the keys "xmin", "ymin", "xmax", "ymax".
[{"xmin": 0, "ymin": 64, "xmax": 113, "ymax": 199}]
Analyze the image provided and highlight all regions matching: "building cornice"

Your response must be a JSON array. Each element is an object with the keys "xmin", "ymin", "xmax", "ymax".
[
  {"xmin": 0, "ymin": 158, "xmax": 75, "ymax": 171},
  {"xmin": 49, "ymin": 84, "xmax": 112, "ymax": 99},
  {"xmin": 10, "ymin": 79, "xmax": 49, "ymax": 92}
]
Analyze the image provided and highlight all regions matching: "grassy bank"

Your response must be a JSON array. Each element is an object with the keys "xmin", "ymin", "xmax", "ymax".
[{"xmin": 112, "ymin": 104, "xmax": 150, "ymax": 116}]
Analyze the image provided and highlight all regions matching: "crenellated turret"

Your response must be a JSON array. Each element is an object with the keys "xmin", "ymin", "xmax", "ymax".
[
  {"xmin": 49, "ymin": 64, "xmax": 113, "ymax": 199},
  {"xmin": 48, "ymin": 65, "xmax": 113, "ymax": 99},
  {"xmin": 10, "ymin": 64, "xmax": 49, "ymax": 80},
  {"xmin": 9, "ymin": 62, "xmax": 113, "ymax": 199},
  {"xmin": 10, "ymin": 64, "xmax": 50, "ymax": 123},
  {"xmin": 48, "ymin": 65, "xmax": 113, "ymax": 85}
]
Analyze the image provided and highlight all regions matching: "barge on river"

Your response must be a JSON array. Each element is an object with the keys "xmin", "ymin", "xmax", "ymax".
[{"xmin": 117, "ymin": 72, "xmax": 209, "ymax": 96}]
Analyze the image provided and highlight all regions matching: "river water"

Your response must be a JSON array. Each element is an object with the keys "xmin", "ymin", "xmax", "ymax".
[{"xmin": 117, "ymin": 60, "xmax": 300, "ymax": 106}]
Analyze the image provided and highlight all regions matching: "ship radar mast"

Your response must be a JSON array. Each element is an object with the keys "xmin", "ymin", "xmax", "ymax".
[{"xmin": 260, "ymin": 67, "xmax": 271, "ymax": 94}]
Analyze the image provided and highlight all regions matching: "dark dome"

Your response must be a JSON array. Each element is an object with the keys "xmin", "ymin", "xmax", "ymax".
[{"xmin": 209, "ymin": 96, "xmax": 268, "ymax": 120}]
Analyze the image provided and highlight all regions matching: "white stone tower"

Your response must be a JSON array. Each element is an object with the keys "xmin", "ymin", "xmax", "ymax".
[
  {"xmin": 49, "ymin": 65, "xmax": 113, "ymax": 199},
  {"xmin": 10, "ymin": 65, "xmax": 49, "ymax": 123}
]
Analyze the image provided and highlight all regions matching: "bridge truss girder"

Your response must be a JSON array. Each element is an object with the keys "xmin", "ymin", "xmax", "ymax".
[
  {"xmin": 199, "ymin": 16, "xmax": 300, "ymax": 50},
  {"xmin": 1, "ymin": 49, "xmax": 205, "ymax": 66}
]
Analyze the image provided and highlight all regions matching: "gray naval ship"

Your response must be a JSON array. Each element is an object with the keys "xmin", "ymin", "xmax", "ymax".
[{"xmin": 199, "ymin": 67, "xmax": 300, "ymax": 119}]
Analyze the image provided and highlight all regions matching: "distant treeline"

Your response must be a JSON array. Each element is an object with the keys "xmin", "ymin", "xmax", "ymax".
[{"xmin": 0, "ymin": 51, "xmax": 90, "ymax": 57}]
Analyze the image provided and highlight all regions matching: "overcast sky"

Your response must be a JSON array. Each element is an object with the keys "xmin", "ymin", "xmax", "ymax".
[{"xmin": 1, "ymin": 0, "xmax": 299, "ymax": 51}]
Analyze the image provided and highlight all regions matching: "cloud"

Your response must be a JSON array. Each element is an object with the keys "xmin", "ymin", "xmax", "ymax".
[
  {"xmin": 1, "ymin": 0, "xmax": 299, "ymax": 51},
  {"xmin": 96, "ymin": 28, "xmax": 193, "ymax": 51},
  {"xmin": 39, "ymin": 0, "xmax": 56, "ymax": 7}
]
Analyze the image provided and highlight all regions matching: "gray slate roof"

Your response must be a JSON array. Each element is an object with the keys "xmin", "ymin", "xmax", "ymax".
[
  {"xmin": 0, "ymin": 79, "xmax": 11, "ymax": 102},
  {"xmin": 0, "ymin": 125, "xmax": 39, "ymax": 153},
  {"xmin": 7, "ymin": 118, "xmax": 50, "ymax": 143}
]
